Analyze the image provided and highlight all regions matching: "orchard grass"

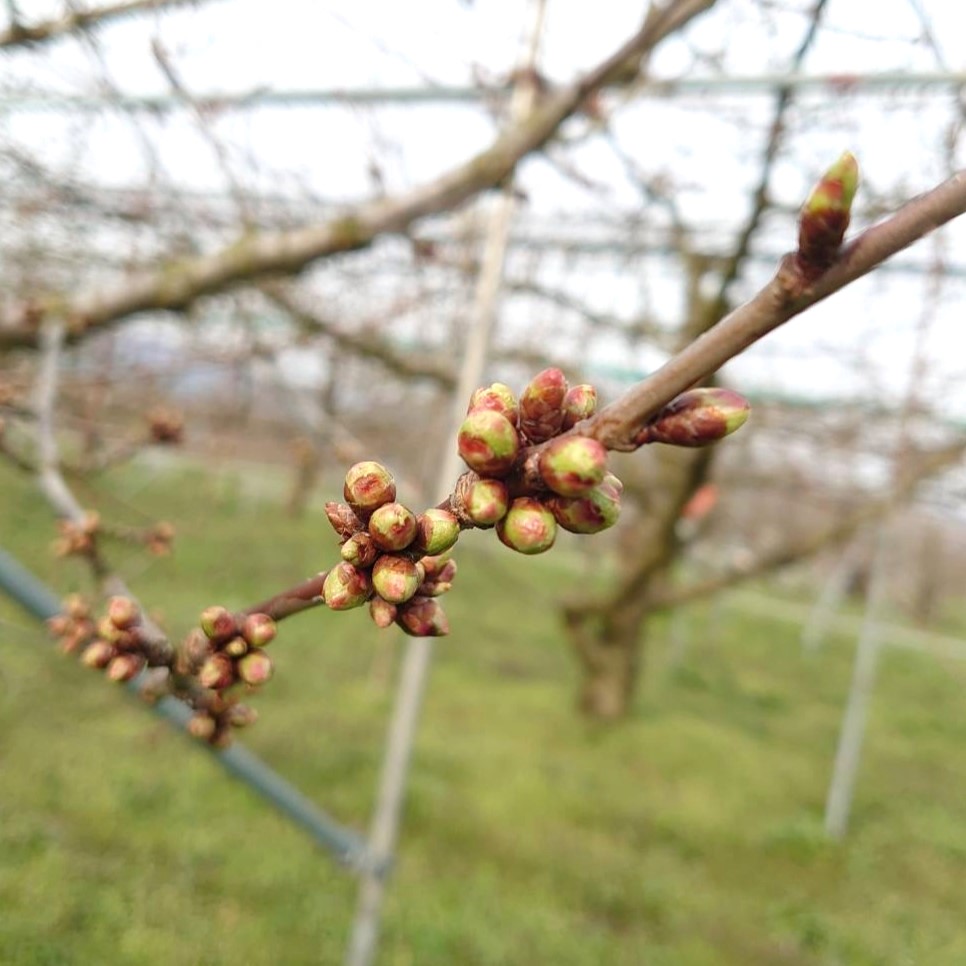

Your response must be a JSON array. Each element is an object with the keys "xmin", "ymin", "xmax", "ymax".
[{"xmin": 1, "ymin": 464, "xmax": 965, "ymax": 965}]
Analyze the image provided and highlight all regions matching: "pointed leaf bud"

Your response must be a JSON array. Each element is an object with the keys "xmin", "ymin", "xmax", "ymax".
[
  {"xmin": 107, "ymin": 596, "xmax": 140, "ymax": 630},
  {"xmin": 200, "ymin": 605, "xmax": 237, "ymax": 642},
  {"xmin": 467, "ymin": 383, "xmax": 519, "ymax": 424},
  {"xmin": 547, "ymin": 480, "xmax": 622, "ymax": 534},
  {"xmin": 561, "ymin": 384, "xmax": 598, "ymax": 430},
  {"xmin": 344, "ymin": 461, "xmax": 397, "ymax": 516},
  {"xmin": 519, "ymin": 368, "xmax": 568, "ymax": 442},
  {"xmin": 241, "ymin": 612, "xmax": 277, "ymax": 648},
  {"xmin": 798, "ymin": 151, "xmax": 859, "ymax": 269},
  {"xmin": 80, "ymin": 639, "xmax": 115, "ymax": 669},
  {"xmin": 413, "ymin": 508, "xmax": 460, "ymax": 555},
  {"xmin": 457, "ymin": 409, "xmax": 521, "ymax": 477},
  {"xmin": 368, "ymin": 502, "xmax": 418, "ymax": 551},
  {"xmin": 340, "ymin": 530, "xmax": 379, "ymax": 568},
  {"xmin": 106, "ymin": 652, "xmax": 145, "ymax": 683},
  {"xmin": 323, "ymin": 562, "xmax": 373, "ymax": 610},
  {"xmin": 199, "ymin": 652, "xmax": 235, "ymax": 690},
  {"xmin": 538, "ymin": 436, "xmax": 608, "ymax": 497},
  {"xmin": 638, "ymin": 387, "xmax": 750, "ymax": 447},
  {"xmin": 369, "ymin": 596, "xmax": 398, "ymax": 628},
  {"xmin": 496, "ymin": 497, "xmax": 557, "ymax": 555},
  {"xmin": 396, "ymin": 596, "xmax": 450, "ymax": 637},
  {"xmin": 372, "ymin": 554, "xmax": 422, "ymax": 604},
  {"xmin": 237, "ymin": 649, "xmax": 274, "ymax": 686},
  {"xmin": 325, "ymin": 501, "xmax": 363, "ymax": 541}
]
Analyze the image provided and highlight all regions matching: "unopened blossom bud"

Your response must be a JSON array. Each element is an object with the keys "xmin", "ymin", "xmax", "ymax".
[
  {"xmin": 419, "ymin": 552, "xmax": 452, "ymax": 578},
  {"xmin": 224, "ymin": 636, "xmax": 248, "ymax": 658},
  {"xmin": 199, "ymin": 652, "xmax": 235, "ymax": 690},
  {"xmin": 237, "ymin": 649, "xmax": 273, "ymax": 686},
  {"xmin": 344, "ymin": 461, "xmax": 397, "ymax": 516},
  {"xmin": 63, "ymin": 593, "xmax": 90, "ymax": 620},
  {"xmin": 467, "ymin": 383, "xmax": 519, "ymax": 424},
  {"xmin": 466, "ymin": 476, "xmax": 510, "ymax": 527},
  {"xmin": 413, "ymin": 508, "xmax": 460, "ymax": 555},
  {"xmin": 538, "ymin": 436, "xmax": 608, "ymax": 498},
  {"xmin": 457, "ymin": 409, "xmax": 521, "ymax": 477},
  {"xmin": 368, "ymin": 502, "xmax": 418, "ymax": 551},
  {"xmin": 341, "ymin": 531, "xmax": 379, "ymax": 568},
  {"xmin": 200, "ymin": 605, "xmax": 236, "ymax": 642},
  {"xmin": 638, "ymin": 388, "xmax": 750, "ymax": 447},
  {"xmin": 547, "ymin": 478, "xmax": 622, "ymax": 534},
  {"xmin": 419, "ymin": 559, "xmax": 457, "ymax": 597},
  {"xmin": 80, "ymin": 639, "xmax": 115, "ymax": 669},
  {"xmin": 325, "ymin": 501, "xmax": 363, "ymax": 541},
  {"xmin": 496, "ymin": 497, "xmax": 557, "ymax": 555},
  {"xmin": 227, "ymin": 703, "xmax": 259, "ymax": 728},
  {"xmin": 372, "ymin": 555, "xmax": 422, "ymax": 604},
  {"xmin": 107, "ymin": 596, "xmax": 140, "ymax": 630},
  {"xmin": 106, "ymin": 652, "xmax": 145, "ymax": 683},
  {"xmin": 396, "ymin": 596, "xmax": 450, "ymax": 637},
  {"xmin": 323, "ymin": 562, "xmax": 372, "ymax": 610},
  {"xmin": 369, "ymin": 596, "xmax": 398, "ymax": 629},
  {"xmin": 47, "ymin": 614, "xmax": 71, "ymax": 637},
  {"xmin": 561, "ymin": 384, "xmax": 598, "ymax": 430},
  {"xmin": 187, "ymin": 713, "xmax": 218, "ymax": 741},
  {"xmin": 241, "ymin": 612, "xmax": 277, "ymax": 648},
  {"xmin": 798, "ymin": 151, "xmax": 859, "ymax": 269},
  {"xmin": 519, "ymin": 368, "xmax": 568, "ymax": 442}
]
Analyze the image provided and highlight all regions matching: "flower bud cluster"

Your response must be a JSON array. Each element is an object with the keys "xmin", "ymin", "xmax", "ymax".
[
  {"xmin": 454, "ymin": 370, "xmax": 622, "ymax": 554},
  {"xmin": 53, "ymin": 511, "xmax": 101, "ymax": 558},
  {"xmin": 322, "ymin": 461, "xmax": 459, "ymax": 636},
  {"xmin": 184, "ymin": 607, "xmax": 276, "ymax": 745}
]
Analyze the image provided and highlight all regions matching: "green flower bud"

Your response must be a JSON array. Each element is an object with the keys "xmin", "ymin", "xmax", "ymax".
[
  {"xmin": 369, "ymin": 596, "xmax": 398, "ymax": 628},
  {"xmin": 224, "ymin": 636, "xmax": 248, "ymax": 658},
  {"xmin": 341, "ymin": 530, "xmax": 379, "ymax": 568},
  {"xmin": 323, "ymin": 562, "xmax": 373, "ymax": 610},
  {"xmin": 368, "ymin": 502, "xmax": 418, "ymax": 551},
  {"xmin": 538, "ymin": 436, "xmax": 608, "ymax": 497},
  {"xmin": 200, "ymin": 605, "xmax": 236, "ymax": 642},
  {"xmin": 561, "ymin": 384, "xmax": 598, "ymax": 430},
  {"xmin": 464, "ymin": 476, "xmax": 509, "ymax": 527},
  {"xmin": 396, "ymin": 596, "xmax": 450, "ymax": 637},
  {"xmin": 344, "ymin": 461, "xmax": 397, "ymax": 516},
  {"xmin": 199, "ymin": 652, "xmax": 235, "ymax": 690},
  {"xmin": 639, "ymin": 388, "xmax": 750, "ymax": 447},
  {"xmin": 241, "ymin": 612, "xmax": 277, "ymax": 648},
  {"xmin": 372, "ymin": 555, "xmax": 422, "ymax": 604},
  {"xmin": 798, "ymin": 151, "xmax": 859, "ymax": 269},
  {"xmin": 519, "ymin": 368, "xmax": 568, "ymax": 442},
  {"xmin": 547, "ymin": 481, "xmax": 622, "ymax": 534},
  {"xmin": 413, "ymin": 508, "xmax": 460, "ymax": 555},
  {"xmin": 467, "ymin": 383, "xmax": 519, "ymax": 424},
  {"xmin": 496, "ymin": 497, "xmax": 557, "ymax": 555},
  {"xmin": 237, "ymin": 649, "xmax": 274, "ymax": 686},
  {"xmin": 457, "ymin": 409, "xmax": 521, "ymax": 477}
]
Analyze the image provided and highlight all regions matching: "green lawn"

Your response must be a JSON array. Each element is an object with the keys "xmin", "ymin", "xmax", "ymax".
[{"xmin": 1, "ymin": 462, "xmax": 965, "ymax": 965}]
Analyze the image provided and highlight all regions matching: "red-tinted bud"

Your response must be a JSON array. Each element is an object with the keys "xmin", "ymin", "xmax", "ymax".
[
  {"xmin": 200, "ymin": 605, "xmax": 236, "ymax": 642},
  {"xmin": 107, "ymin": 596, "xmax": 140, "ymax": 630},
  {"xmin": 496, "ymin": 497, "xmax": 557, "ymax": 555},
  {"xmin": 325, "ymin": 501, "xmax": 363, "ymax": 541},
  {"xmin": 224, "ymin": 636, "xmax": 248, "ymax": 658},
  {"xmin": 538, "ymin": 436, "xmax": 608, "ymax": 497},
  {"xmin": 241, "ymin": 612, "xmax": 277, "ymax": 648},
  {"xmin": 419, "ymin": 552, "xmax": 452, "ymax": 579},
  {"xmin": 106, "ymin": 652, "xmax": 145, "ymax": 683},
  {"xmin": 199, "ymin": 652, "xmax": 235, "ymax": 690},
  {"xmin": 372, "ymin": 555, "xmax": 422, "ymax": 604},
  {"xmin": 519, "ymin": 368, "xmax": 568, "ymax": 442},
  {"xmin": 343, "ymin": 461, "xmax": 397, "ymax": 516},
  {"xmin": 547, "ymin": 480, "xmax": 622, "ymax": 534},
  {"xmin": 80, "ymin": 639, "xmax": 115, "ymax": 669},
  {"xmin": 368, "ymin": 502, "xmax": 418, "ymax": 551},
  {"xmin": 798, "ymin": 151, "xmax": 859, "ymax": 270},
  {"xmin": 396, "ymin": 596, "xmax": 450, "ymax": 637},
  {"xmin": 457, "ymin": 409, "xmax": 521, "ymax": 477},
  {"xmin": 467, "ymin": 383, "xmax": 519, "ymax": 424},
  {"xmin": 237, "ymin": 649, "xmax": 273, "ymax": 686},
  {"xmin": 561, "ymin": 384, "xmax": 598, "ymax": 430},
  {"xmin": 226, "ymin": 703, "xmax": 259, "ymax": 728},
  {"xmin": 638, "ymin": 388, "xmax": 750, "ymax": 447},
  {"xmin": 369, "ymin": 596, "xmax": 398, "ymax": 628},
  {"xmin": 453, "ymin": 472, "xmax": 509, "ymax": 527},
  {"xmin": 323, "ymin": 562, "xmax": 373, "ymax": 610},
  {"xmin": 413, "ymin": 508, "xmax": 460, "ymax": 555},
  {"xmin": 419, "ymin": 559, "xmax": 458, "ymax": 597},
  {"xmin": 341, "ymin": 531, "xmax": 379, "ymax": 568},
  {"xmin": 187, "ymin": 713, "xmax": 218, "ymax": 741}
]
